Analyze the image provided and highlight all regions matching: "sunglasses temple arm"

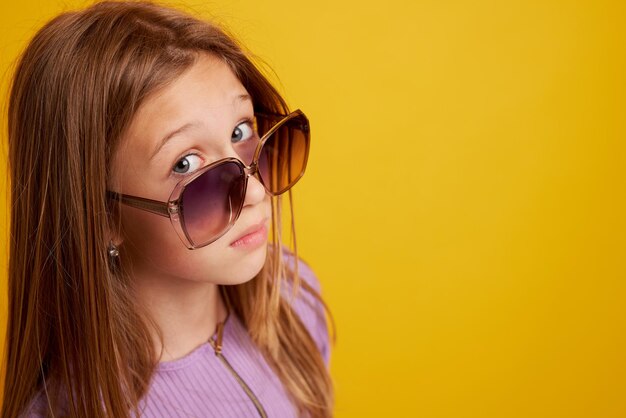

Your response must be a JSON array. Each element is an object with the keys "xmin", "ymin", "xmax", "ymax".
[{"xmin": 107, "ymin": 192, "xmax": 171, "ymax": 218}]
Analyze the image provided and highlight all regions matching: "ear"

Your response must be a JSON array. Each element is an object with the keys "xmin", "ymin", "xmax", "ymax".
[
  {"xmin": 108, "ymin": 232, "xmax": 124, "ymax": 248},
  {"xmin": 106, "ymin": 226, "xmax": 124, "ymax": 248},
  {"xmin": 106, "ymin": 199, "xmax": 125, "ymax": 248}
]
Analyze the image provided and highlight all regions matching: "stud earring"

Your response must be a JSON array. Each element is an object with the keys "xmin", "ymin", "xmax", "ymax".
[{"xmin": 108, "ymin": 241, "xmax": 120, "ymax": 258}]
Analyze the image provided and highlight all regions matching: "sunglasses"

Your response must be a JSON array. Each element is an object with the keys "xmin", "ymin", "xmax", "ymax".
[{"xmin": 107, "ymin": 109, "xmax": 310, "ymax": 249}]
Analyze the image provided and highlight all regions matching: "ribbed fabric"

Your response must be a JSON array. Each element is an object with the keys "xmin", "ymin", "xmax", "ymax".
[{"xmin": 23, "ymin": 252, "xmax": 330, "ymax": 418}]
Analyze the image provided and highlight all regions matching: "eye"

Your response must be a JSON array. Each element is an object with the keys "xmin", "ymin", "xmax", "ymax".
[
  {"xmin": 232, "ymin": 120, "xmax": 256, "ymax": 143},
  {"xmin": 172, "ymin": 153, "xmax": 202, "ymax": 174}
]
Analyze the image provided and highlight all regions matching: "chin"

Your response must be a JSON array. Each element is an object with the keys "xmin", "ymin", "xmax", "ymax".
[{"xmin": 221, "ymin": 243, "xmax": 268, "ymax": 285}]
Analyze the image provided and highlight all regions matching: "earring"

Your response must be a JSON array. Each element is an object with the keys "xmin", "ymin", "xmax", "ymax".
[{"xmin": 108, "ymin": 241, "xmax": 120, "ymax": 258}]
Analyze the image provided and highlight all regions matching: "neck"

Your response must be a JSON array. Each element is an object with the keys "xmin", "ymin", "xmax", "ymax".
[{"xmin": 133, "ymin": 273, "xmax": 229, "ymax": 363}]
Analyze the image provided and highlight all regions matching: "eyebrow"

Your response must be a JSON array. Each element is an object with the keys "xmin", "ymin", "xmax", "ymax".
[{"xmin": 150, "ymin": 93, "xmax": 252, "ymax": 160}]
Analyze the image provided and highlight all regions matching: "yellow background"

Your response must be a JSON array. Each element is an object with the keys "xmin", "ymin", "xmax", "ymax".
[{"xmin": 1, "ymin": 1, "xmax": 625, "ymax": 417}]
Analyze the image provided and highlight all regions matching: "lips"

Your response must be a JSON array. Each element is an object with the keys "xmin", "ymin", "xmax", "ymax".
[{"xmin": 230, "ymin": 217, "xmax": 269, "ymax": 245}]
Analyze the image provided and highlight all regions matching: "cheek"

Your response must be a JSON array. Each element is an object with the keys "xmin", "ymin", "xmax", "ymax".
[
  {"xmin": 120, "ymin": 208, "xmax": 188, "ymax": 269},
  {"xmin": 122, "ymin": 207, "xmax": 161, "ymax": 239},
  {"xmin": 117, "ymin": 193, "xmax": 272, "ymax": 284}
]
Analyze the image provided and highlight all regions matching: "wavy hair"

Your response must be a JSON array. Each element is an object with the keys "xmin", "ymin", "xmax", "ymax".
[{"xmin": 1, "ymin": 1, "xmax": 335, "ymax": 417}]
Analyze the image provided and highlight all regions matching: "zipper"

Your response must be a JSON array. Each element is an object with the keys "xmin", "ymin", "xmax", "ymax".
[{"xmin": 208, "ymin": 320, "xmax": 268, "ymax": 418}]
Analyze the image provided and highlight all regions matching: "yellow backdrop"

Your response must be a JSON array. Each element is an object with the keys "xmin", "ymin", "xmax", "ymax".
[{"xmin": 1, "ymin": 1, "xmax": 625, "ymax": 417}]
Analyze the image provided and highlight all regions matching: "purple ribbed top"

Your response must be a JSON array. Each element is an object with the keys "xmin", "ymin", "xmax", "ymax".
[{"xmin": 23, "ymin": 253, "xmax": 330, "ymax": 417}]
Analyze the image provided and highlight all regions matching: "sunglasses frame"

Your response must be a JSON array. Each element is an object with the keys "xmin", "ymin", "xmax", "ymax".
[{"xmin": 106, "ymin": 108, "xmax": 310, "ymax": 249}]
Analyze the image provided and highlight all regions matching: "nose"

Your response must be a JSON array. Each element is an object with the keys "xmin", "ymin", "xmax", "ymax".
[{"xmin": 241, "ymin": 162, "xmax": 267, "ymax": 207}]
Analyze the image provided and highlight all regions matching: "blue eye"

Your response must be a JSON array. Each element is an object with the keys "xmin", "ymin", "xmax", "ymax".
[
  {"xmin": 232, "ymin": 120, "xmax": 255, "ymax": 143},
  {"xmin": 173, "ymin": 154, "xmax": 202, "ymax": 174}
]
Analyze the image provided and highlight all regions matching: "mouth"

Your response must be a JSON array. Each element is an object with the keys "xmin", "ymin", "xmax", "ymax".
[{"xmin": 229, "ymin": 217, "xmax": 269, "ymax": 247}]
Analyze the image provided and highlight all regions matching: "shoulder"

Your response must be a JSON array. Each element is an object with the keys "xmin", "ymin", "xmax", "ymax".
[
  {"xmin": 20, "ymin": 383, "xmax": 69, "ymax": 418},
  {"xmin": 281, "ymin": 248, "xmax": 331, "ymax": 367},
  {"xmin": 21, "ymin": 390, "xmax": 51, "ymax": 418}
]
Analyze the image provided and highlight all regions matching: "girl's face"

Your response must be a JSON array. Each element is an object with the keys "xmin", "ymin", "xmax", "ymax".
[{"xmin": 109, "ymin": 53, "xmax": 271, "ymax": 285}]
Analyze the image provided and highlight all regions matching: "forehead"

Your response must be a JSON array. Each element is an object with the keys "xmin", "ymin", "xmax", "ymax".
[{"xmin": 121, "ymin": 53, "xmax": 251, "ymax": 150}]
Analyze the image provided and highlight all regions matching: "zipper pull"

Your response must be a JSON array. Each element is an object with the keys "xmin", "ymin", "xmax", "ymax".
[{"xmin": 213, "ymin": 321, "xmax": 224, "ymax": 355}]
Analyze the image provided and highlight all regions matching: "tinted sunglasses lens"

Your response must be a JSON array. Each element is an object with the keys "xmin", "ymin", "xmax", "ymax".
[
  {"xmin": 180, "ymin": 161, "xmax": 245, "ymax": 246},
  {"xmin": 258, "ymin": 113, "xmax": 309, "ymax": 194},
  {"xmin": 233, "ymin": 131, "xmax": 258, "ymax": 166}
]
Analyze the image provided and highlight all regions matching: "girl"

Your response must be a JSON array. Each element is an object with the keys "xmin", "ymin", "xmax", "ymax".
[{"xmin": 1, "ymin": 1, "xmax": 335, "ymax": 417}]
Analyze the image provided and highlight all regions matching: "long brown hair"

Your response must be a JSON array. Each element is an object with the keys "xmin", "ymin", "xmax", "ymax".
[{"xmin": 1, "ymin": 1, "xmax": 335, "ymax": 416}]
